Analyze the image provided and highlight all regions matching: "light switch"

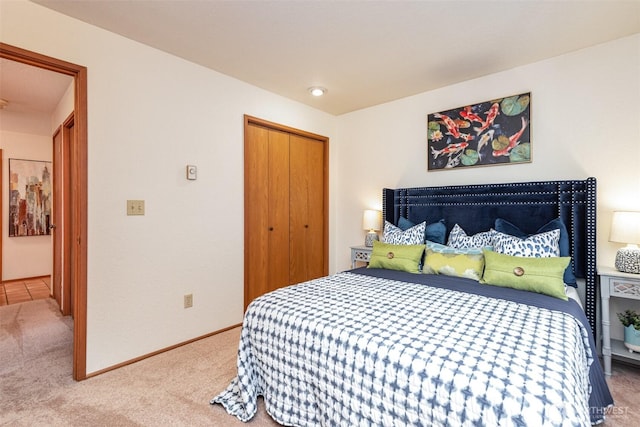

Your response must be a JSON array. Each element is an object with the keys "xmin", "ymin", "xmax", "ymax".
[
  {"xmin": 186, "ymin": 165, "xmax": 197, "ymax": 180},
  {"xmin": 127, "ymin": 200, "xmax": 145, "ymax": 216}
]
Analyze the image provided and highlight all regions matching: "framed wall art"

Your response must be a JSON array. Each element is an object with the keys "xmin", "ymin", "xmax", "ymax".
[
  {"xmin": 427, "ymin": 92, "xmax": 531, "ymax": 170},
  {"xmin": 8, "ymin": 158, "xmax": 52, "ymax": 237}
]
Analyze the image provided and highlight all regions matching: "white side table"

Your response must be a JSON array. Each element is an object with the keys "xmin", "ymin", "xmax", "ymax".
[
  {"xmin": 350, "ymin": 245, "xmax": 373, "ymax": 268},
  {"xmin": 599, "ymin": 265, "xmax": 640, "ymax": 376}
]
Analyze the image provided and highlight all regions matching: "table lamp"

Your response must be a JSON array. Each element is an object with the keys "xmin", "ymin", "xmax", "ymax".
[
  {"xmin": 363, "ymin": 209, "xmax": 381, "ymax": 247},
  {"xmin": 609, "ymin": 211, "xmax": 640, "ymax": 274}
]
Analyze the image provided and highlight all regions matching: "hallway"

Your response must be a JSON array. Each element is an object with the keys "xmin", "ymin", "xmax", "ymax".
[{"xmin": 0, "ymin": 277, "xmax": 50, "ymax": 306}]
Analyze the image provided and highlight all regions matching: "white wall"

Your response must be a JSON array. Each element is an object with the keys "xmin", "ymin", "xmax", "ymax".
[
  {"xmin": 51, "ymin": 80, "xmax": 75, "ymax": 131},
  {"xmin": 1, "ymin": 1, "xmax": 337, "ymax": 374},
  {"xmin": 1, "ymin": 130, "xmax": 52, "ymax": 280},
  {"xmin": 335, "ymin": 34, "xmax": 640, "ymax": 273}
]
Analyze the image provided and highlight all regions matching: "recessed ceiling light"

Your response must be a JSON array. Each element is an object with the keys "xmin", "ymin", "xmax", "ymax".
[{"xmin": 308, "ymin": 87, "xmax": 327, "ymax": 97}]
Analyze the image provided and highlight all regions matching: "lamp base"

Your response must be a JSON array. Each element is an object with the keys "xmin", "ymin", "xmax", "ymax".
[
  {"xmin": 365, "ymin": 232, "xmax": 379, "ymax": 247},
  {"xmin": 615, "ymin": 247, "xmax": 640, "ymax": 274}
]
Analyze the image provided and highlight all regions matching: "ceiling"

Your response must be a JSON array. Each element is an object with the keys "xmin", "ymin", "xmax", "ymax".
[
  {"xmin": 0, "ymin": 58, "xmax": 73, "ymax": 134},
  {"xmin": 4, "ymin": 1, "xmax": 640, "ymax": 117},
  {"xmin": 0, "ymin": 58, "xmax": 73, "ymax": 115}
]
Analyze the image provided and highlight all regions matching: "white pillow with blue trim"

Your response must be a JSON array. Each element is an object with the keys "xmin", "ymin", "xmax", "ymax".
[
  {"xmin": 447, "ymin": 224, "xmax": 495, "ymax": 249},
  {"xmin": 383, "ymin": 220, "xmax": 426, "ymax": 245},
  {"xmin": 492, "ymin": 229, "xmax": 560, "ymax": 258}
]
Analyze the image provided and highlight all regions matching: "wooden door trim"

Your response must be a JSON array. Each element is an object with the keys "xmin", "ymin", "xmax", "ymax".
[
  {"xmin": 243, "ymin": 115, "xmax": 329, "ymax": 309},
  {"xmin": 245, "ymin": 115, "xmax": 329, "ymax": 143},
  {"xmin": 0, "ymin": 149, "xmax": 2, "ymax": 282},
  {"xmin": 52, "ymin": 126, "xmax": 62, "ymax": 307},
  {"xmin": 0, "ymin": 43, "xmax": 88, "ymax": 380},
  {"xmin": 60, "ymin": 113, "xmax": 74, "ymax": 316}
]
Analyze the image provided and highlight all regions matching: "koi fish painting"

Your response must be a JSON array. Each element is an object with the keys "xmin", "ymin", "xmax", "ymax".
[{"xmin": 427, "ymin": 92, "xmax": 531, "ymax": 171}]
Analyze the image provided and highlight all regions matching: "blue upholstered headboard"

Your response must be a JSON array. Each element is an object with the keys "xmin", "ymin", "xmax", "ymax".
[{"xmin": 382, "ymin": 177, "xmax": 597, "ymax": 335}]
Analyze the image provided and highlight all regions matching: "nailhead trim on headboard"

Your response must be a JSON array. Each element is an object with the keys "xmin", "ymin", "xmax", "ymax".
[{"xmin": 382, "ymin": 178, "xmax": 598, "ymax": 337}]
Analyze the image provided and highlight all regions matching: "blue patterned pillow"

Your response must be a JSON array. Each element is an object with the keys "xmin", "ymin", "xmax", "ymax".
[
  {"xmin": 492, "ymin": 229, "xmax": 560, "ymax": 258},
  {"xmin": 494, "ymin": 218, "xmax": 576, "ymax": 286},
  {"xmin": 447, "ymin": 224, "xmax": 495, "ymax": 249},
  {"xmin": 383, "ymin": 220, "xmax": 426, "ymax": 245},
  {"xmin": 398, "ymin": 217, "xmax": 447, "ymax": 244}
]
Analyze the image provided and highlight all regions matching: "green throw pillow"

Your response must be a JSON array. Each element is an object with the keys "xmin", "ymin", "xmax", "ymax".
[
  {"xmin": 481, "ymin": 249, "xmax": 570, "ymax": 300},
  {"xmin": 423, "ymin": 249, "xmax": 484, "ymax": 281},
  {"xmin": 368, "ymin": 241, "xmax": 425, "ymax": 273}
]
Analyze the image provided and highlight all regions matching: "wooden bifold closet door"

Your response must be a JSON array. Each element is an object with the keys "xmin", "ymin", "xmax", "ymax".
[{"xmin": 244, "ymin": 116, "xmax": 328, "ymax": 309}]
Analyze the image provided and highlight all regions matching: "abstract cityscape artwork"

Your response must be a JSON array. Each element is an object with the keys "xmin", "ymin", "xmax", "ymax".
[{"xmin": 8, "ymin": 158, "xmax": 52, "ymax": 237}]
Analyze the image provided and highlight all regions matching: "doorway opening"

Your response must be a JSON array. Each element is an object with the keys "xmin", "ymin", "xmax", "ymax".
[{"xmin": 0, "ymin": 43, "xmax": 88, "ymax": 380}]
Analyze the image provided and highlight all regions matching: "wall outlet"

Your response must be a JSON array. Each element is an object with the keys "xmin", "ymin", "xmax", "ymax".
[
  {"xmin": 184, "ymin": 294, "xmax": 193, "ymax": 308},
  {"xmin": 127, "ymin": 200, "xmax": 145, "ymax": 215}
]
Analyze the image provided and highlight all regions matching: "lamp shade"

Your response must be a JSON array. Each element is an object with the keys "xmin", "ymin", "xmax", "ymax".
[
  {"xmin": 609, "ymin": 211, "xmax": 640, "ymax": 245},
  {"xmin": 362, "ymin": 210, "xmax": 381, "ymax": 231},
  {"xmin": 610, "ymin": 211, "xmax": 640, "ymax": 274}
]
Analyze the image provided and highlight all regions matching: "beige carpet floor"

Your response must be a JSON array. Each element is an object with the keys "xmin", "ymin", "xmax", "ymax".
[
  {"xmin": 0, "ymin": 298, "xmax": 277, "ymax": 426},
  {"xmin": 1, "ymin": 297, "xmax": 639, "ymax": 426}
]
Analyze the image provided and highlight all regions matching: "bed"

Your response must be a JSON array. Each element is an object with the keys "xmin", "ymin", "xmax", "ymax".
[{"xmin": 212, "ymin": 178, "xmax": 613, "ymax": 426}]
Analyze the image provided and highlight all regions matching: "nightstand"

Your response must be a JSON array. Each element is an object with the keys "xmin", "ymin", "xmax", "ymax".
[
  {"xmin": 599, "ymin": 265, "xmax": 640, "ymax": 376},
  {"xmin": 350, "ymin": 245, "xmax": 373, "ymax": 268}
]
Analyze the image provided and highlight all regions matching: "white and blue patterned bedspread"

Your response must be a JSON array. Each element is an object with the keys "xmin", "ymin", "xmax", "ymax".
[{"xmin": 212, "ymin": 271, "xmax": 606, "ymax": 426}]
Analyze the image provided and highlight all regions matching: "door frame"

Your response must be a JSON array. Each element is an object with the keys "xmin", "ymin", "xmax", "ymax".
[
  {"xmin": 0, "ymin": 149, "xmax": 2, "ymax": 283},
  {"xmin": 52, "ymin": 126, "xmax": 63, "ymax": 309},
  {"xmin": 61, "ymin": 113, "xmax": 74, "ymax": 315},
  {"xmin": 52, "ymin": 113, "xmax": 74, "ymax": 315},
  {"xmin": 0, "ymin": 43, "xmax": 88, "ymax": 380}
]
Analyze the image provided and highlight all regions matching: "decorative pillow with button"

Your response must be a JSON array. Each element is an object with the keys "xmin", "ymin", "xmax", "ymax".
[
  {"xmin": 367, "ymin": 241, "xmax": 425, "ymax": 273},
  {"xmin": 481, "ymin": 249, "xmax": 570, "ymax": 300},
  {"xmin": 494, "ymin": 217, "xmax": 577, "ymax": 286},
  {"xmin": 447, "ymin": 224, "xmax": 495, "ymax": 249},
  {"xmin": 383, "ymin": 220, "xmax": 426, "ymax": 245}
]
